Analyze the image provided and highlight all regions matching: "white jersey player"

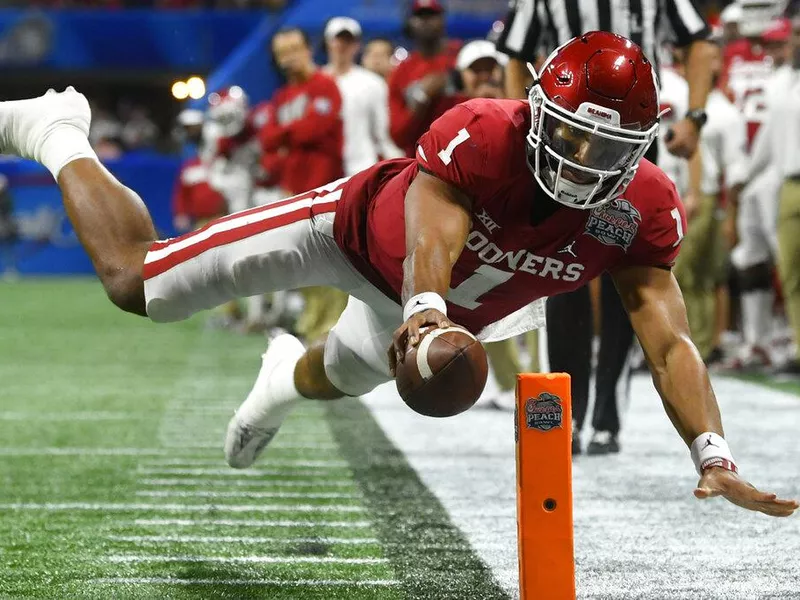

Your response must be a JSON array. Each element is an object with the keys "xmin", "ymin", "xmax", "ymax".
[
  {"xmin": 720, "ymin": 7, "xmax": 788, "ymax": 367},
  {"xmin": 323, "ymin": 17, "xmax": 403, "ymax": 176}
]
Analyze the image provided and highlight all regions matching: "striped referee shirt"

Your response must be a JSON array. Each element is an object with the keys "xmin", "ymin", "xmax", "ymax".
[{"xmin": 496, "ymin": 0, "xmax": 710, "ymax": 70}]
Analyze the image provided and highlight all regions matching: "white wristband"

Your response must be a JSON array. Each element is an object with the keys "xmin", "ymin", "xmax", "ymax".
[
  {"xmin": 690, "ymin": 432, "xmax": 738, "ymax": 476},
  {"xmin": 403, "ymin": 292, "xmax": 447, "ymax": 322}
]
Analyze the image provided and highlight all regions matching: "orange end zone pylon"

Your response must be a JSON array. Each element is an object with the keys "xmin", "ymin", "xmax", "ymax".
[{"xmin": 516, "ymin": 373, "xmax": 575, "ymax": 600}]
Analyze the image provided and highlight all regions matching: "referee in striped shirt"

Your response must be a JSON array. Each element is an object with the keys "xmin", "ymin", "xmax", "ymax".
[{"xmin": 496, "ymin": 0, "xmax": 714, "ymax": 455}]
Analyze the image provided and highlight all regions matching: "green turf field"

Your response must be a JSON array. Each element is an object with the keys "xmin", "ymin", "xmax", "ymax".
[{"xmin": 0, "ymin": 279, "xmax": 508, "ymax": 600}]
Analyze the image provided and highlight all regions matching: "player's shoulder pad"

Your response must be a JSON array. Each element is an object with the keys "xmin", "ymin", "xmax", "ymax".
[
  {"xmin": 622, "ymin": 159, "xmax": 686, "ymax": 263},
  {"xmin": 441, "ymin": 98, "xmax": 527, "ymax": 160},
  {"xmin": 625, "ymin": 159, "xmax": 682, "ymax": 218}
]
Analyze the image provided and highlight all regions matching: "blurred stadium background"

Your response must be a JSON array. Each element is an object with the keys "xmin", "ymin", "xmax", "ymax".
[{"xmin": 1, "ymin": 1, "xmax": 799, "ymax": 599}]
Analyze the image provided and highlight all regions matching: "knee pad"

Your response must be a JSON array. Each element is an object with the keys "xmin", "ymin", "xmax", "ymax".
[{"xmin": 323, "ymin": 326, "xmax": 392, "ymax": 398}]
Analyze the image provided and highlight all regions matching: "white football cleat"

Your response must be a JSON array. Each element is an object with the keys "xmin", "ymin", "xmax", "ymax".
[
  {"xmin": 0, "ymin": 87, "xmax": 91, "ymax": 162},
  {"xmin": 224, "ymin": 334, "xmax": 306, "ymax": 469}
]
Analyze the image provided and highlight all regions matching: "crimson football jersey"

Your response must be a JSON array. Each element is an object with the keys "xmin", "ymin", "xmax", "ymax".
[
  {"xmin": 260, "ymin": 70, "xmax": 344, "ymax": 194},
  {"xmin": 334, "ymin": 99, "xmax": 686, "ymax": 334},
  {"xmin": 720, "ymin": 39, "xmax": 774, "ymax": 147}
]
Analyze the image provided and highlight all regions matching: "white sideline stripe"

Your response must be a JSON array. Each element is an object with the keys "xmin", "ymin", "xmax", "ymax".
[
  {"xmin": 135, "ymin": 490, "xmax": 361, "ymax": 499},
  {"xmin": 0, "ymin": 412, "xmax": 142, "ymax": 421},
  {"xmin": 91, "ymin": 577, "xmax": 399, "ymax": 587},
  {"xmin": 107, "ymin": 535, "xmax": 379, "ymax": 544},
  {"xmin": 108, "ymin": 535, "xmax": 487, "ymax": 551},
  {"xmin": 139, "ymin": 479, "xmax": 356, "ymax": 488},
  {"xmin": 133, "ymin": 518, "xmax": 372, "ymax": 528},
  {"xmin": 156, "ymin": 443, "xmax": 338, "ymax": 450},
  {"xmin": 0, "ymin": 503, "xmax": 365, "ymax": 513},
  {"xmin": 137, "ymin": 468, "xmax": 350, "ymax": 476},
  {"xmin": 107, "ymin": 555, "xmax": 387, "ymax": 565},
  {"xmin": 140, "ymin": 459, "xmax": 348, "ymax": 468},
  {"xmin": 145, "ymin": 191, "xmax": 341, "ymax": 264},
  {"xmin": 0, "ymin": 447, "xmax": 170, "ymax": 456}
]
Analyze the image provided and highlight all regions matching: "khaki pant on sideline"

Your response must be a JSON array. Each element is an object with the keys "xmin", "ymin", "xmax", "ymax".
[
  {"xmin": 673, "ymin": 193, "xmax": 724, "ymax": 359},
  {"xmin": 296, "ymin": 286, "xmax": 349, "ymax": 343},
  {"xmin": 776, "ymin": 180, "xmax": 800, "ymax": 354},
  {"xmin": 485, "ymin": 330, "xmax": 541, "ymax": 393}
]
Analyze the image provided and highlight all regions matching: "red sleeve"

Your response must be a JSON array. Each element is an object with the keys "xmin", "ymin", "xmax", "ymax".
[
  {"xmin": 618, "ymin": 169, "xmax": 686, "ymax": 269},
  {"xmin": 172, "ymin": 166, "xmax": 190, "ymax": 217},
  {"xmin": 388, "ymin": 62, "xmax": 423, "ymax": 152},
  {"xmin": 415, "ymin": 101, "xmax": 510, "ymax": 199},
  {"xmin": 259, "ymin": 91, "xmax": 288, "ymax": 152},
  {"xmin": 284, "ymin": 76, "xmax": 342, "ymax": 149}
]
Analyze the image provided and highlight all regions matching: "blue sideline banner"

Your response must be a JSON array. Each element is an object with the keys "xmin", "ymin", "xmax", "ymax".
[
  {"xmin": 0, "ymin": 9, "xmax": 265, "ymax": 71},
  {"xmin": 0, "ymin": 155, "xmax": 179, "ymax": 276}
]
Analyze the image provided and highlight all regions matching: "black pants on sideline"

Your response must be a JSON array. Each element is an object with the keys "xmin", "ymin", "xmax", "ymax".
[
  {"xmin": 544, "ymin": 144, "xmax": 658, "ymax": 436},
  {"xmin": 546, "ymin": 274, "xmax": 633, "ymax": 435}
]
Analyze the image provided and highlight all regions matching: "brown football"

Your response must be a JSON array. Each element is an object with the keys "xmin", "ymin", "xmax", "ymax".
[{"xmin": 395, "ymin": 326, "xmax": 489, "ymax": 417}]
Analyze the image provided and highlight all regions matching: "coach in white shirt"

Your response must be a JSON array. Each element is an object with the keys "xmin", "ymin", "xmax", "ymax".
[{"xmin": 324, "ymin": 17, "xmax": 403, "ymax": 176}]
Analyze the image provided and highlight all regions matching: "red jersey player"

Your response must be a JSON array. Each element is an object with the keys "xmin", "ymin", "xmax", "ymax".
[
  {"xmin": 206, "ymin": 87, "xmax": 283, "ymax": 212},
  {"xmin": 2, "ymin": 33, "xmax": 795, "ymax": 517},
  {"xmin": 388, "ymin": 0, "xmax": 461, "ymax": 156},
  {"xmin": 260, "ymin": 27, "xmax": 344, "ymax": 195}
]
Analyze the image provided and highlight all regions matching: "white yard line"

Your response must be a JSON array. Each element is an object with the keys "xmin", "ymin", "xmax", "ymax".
[
  {"xmin": 133, "ymin": 518, "xmax": 373, "ymax": 528},
  {"xmin": 137, "ymin": 467, "xmax": 350, "ymax": 476},
  {"xmin": 134, "ymin": 490, "xmax": 361, "ymax": 500},
  {"xmin": 0, "ymin": 503, "xmax": 365, "ymax": 513},
  {"xmin": 91, "ymin": 577, "xmax": 399, "ymax": 586},
  {"xmin": 107, "ymin": 555, "xmax": 388, "ymax": 564},
  {"xmin": 0, "ymin": 448, "xmax": 172, "ymax": 456},
  {"xmin": 138, "ymin": 478, "xmax": 356, "ymax": 488},
  {"xmin": 139, "ymin": 459, "xmax": 348, "ymax": 468},
  {"xmin": 154, "ymin": 442, "xmax": 338, "ymax": 450},
  {"xmin": 107, "ymin": 535, "xmax": 499, "ymax": 551},
  {"xmin": 0, "ymin": 412, "xmax": 143, "ymax": 421},
  {"xmin": 107, "ymin": 535, "xmax": 379, "ymax": 544}
]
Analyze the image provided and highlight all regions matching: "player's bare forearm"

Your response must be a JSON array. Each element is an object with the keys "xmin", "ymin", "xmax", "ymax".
[
  {"xmin": 684, "ymin": 40, "xmax": 716, "ymax": 112},
  {"xmin": 58, "ymin": 158, "xmax": 155, "ymax": 316},
  {"xmin": 652, "ymin": 333, "xmax": 722, "ymax": 445},
  {"xmin": 401, "ymin": 171, "xmax": 471, "ymax": 303},
  {"xmin": 613, "ymin": 266, "xmax": 723, "ymax": 446}
]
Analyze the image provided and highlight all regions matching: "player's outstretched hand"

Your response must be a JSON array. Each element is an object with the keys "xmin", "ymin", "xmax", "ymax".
[
  {"xmin": 694, "ymin": 467, "xmax": 799, "ymax": 517},
  {"xmin": 388, "ymin": 309, "xmax": 450, "ymax": 376}
]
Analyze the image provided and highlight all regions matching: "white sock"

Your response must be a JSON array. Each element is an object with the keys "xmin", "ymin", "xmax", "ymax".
[
  {"xmin": 39, "ymin": 125, "xmax": 97, "ymax": 181},
  {"xmin": 741, "ymin": 290, "xmax": 773, "ymax": 347},
  {"xmin": 237, "ymin": 354, "xmax": 303, "ymax": 428}
]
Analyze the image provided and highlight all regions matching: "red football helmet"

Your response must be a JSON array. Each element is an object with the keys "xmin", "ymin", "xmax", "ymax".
[
  {"xmin": 527, "ymin": 31, "xmax": 660, "ymax": 209},
  {"xmin": 207, "ymin": 86, "xmax": 249, "ymax": 138}
]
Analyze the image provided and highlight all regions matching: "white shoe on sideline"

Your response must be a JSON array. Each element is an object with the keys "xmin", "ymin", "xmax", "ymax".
[
  {"xmin": 224, "ymin": 334, "xmax": 306, "ymax": 469},
  {"xmin": 0, "ymin": 87, "xmax": 90, "ymax": 161}
]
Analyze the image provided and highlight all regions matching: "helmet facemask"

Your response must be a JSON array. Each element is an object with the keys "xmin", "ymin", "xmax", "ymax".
[{"xmin": 526, "ymin": 77, "xmax": 658, "ymax": 210}]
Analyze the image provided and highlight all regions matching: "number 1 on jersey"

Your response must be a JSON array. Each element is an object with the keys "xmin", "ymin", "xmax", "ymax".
[
  {"xmin": 670, "ymin": 207, "xmax": 684, "ymax": 247},
  {"xmin": 448, "ymin": 264, "xmax": 514, "ymax": 310},
  {"xmin": 438, "ymin": 128, "xmax": 471, "ymax": 165}
]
